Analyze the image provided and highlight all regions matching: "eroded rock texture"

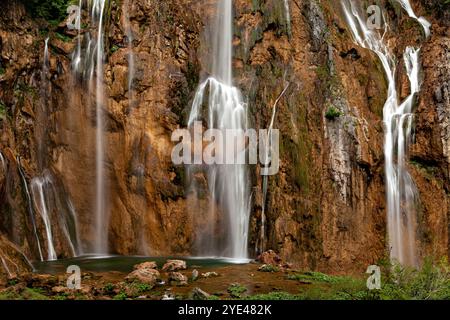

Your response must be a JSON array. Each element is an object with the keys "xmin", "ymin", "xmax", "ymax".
[{"xmin": 0, "ymin": 0, "xmax": 449, "ymax": 274}]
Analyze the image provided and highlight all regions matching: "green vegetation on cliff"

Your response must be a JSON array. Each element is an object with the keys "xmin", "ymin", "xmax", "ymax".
[{"xmin": 21, "ymin": 0, "xmax": 74, "ymax": 24}]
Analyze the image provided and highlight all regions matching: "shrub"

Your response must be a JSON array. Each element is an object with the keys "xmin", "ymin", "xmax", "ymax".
[{"xmin": 325, "ymin": 106, "xmax": 343, "ymax": 120}]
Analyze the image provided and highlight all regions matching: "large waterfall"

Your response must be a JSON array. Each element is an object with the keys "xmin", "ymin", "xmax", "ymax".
[
  {"xmin": 187, "ymin": 0, "xmax": 251, "ymax": 260},
  {"xmin": 72, "ymin": 0, "xmax": 109, "ymax": 254},
  {"xmin": 342, "ymin": 0, "xmax": 429, "ymax": 266}
]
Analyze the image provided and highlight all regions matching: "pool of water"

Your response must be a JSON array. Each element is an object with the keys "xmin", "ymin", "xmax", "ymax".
[{"xmin": 33, "ymin": 255, "xmax": 252, "ymax": 274}]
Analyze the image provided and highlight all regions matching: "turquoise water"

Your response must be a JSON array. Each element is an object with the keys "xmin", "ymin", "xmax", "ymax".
[{"xmin": 33, "ymin": 255, "xmax": 251, "ymax": 274}]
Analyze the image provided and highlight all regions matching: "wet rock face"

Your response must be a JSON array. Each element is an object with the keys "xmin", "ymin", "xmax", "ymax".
[
  {"xmin": 0, "ymin": 235, "xmax": 32, "ymax": 283},
  {"xmin": 0, "ymin": 0, "xmax": 449, "ymax": 274}
]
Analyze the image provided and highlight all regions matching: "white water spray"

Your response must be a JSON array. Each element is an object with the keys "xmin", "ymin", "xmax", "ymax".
[
  {"xmin": 342, "ymin": 0, "xmax": 428, "ymax": 266},
  {"xmin": 187, "ymin": 0, "xmax": 250, "ymax": 260},
  {"xmin": 17, "ymin": 158, "xmax": 44, "ymax": 261},
  {"xmin": 30, "ymin": 175, "xmax": 57, "ymax": 261},
  {"xmin": 396, "ymin": 0, "xmax": 431, "ymax": 38}
]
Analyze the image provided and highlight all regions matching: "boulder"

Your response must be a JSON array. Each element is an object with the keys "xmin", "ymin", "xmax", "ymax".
[
  {"xmin": 201, "ymin": 272, "xmax": 219, "ymax": 278},
  {"xmin": 134, "ymin": 261, "xmax": 158, "ymax": 270},
  {"xmin": 162, "ymin": 260, "xmax": 187, "ymax": 272},
  {"xmin": 168, "ymin": 272, "xmax": 188, "ymax": 286},
  {"xmin": 192, "ymin": 269, "xmax": 199, "ymax": 281},
  {"xmin": 126, "ymin": 268, "xmax": 160, "ymax": 287},
  {"xmin": 191, "ymin": 287, "xmax": 210, "ymax": 300}
]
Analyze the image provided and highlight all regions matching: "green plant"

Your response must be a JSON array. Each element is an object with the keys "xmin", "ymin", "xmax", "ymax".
[
  {"xmin": 0, "ymin": 67, "xmax": 5, "ymax": 75},
  {"xmin": 288, "ymin": 271, "xmax": 346, "ymax": 284},
  {"xmin": 325, "ymin": 106, "xmax": 343, "ymax": 120},
  {"xmin": 113, "ymin": 292, "xmax": 128, "ymax": 300},
  {"xmin": 110, "ymin": 45, "xmax": 120, "ymax": 54},
  {"xmin": 135, "ymin": 282, "xmax": 152, "ymax": 293},
  {"xmin": 227, "ymin": 284, "xmax": 247, "ymax": 298},
  {"xmin": 246, "ymin": 292, "xmax": 302, "ymax": 300},
  {"xmin": 103, "ymin": 283, "xmax": 115, "ymax": 294},
  {"xmin": 55, "ymin": 32, "xmax": 72, "ymax": 43}
]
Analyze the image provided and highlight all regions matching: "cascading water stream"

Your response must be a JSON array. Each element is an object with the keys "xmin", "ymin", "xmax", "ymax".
[
  {"xmin": 342, "ymin": 0, "xmax": 429, "ymax": 266},
  {"xmin": 70, "ymin": 0, "xmax": 109, "ymax": 254},
  {"xmin": 397, "ymin": 0, "xmax": 431, "ymax": 38},
  {"xmin": 283, "ymin": 0, "xmax": 291, "ymax": 35},
  {"xmin": 93, "ymin": 0, "xmax": 107, "ymax": 254},
  {"xmin": 259, "ymin": 83, "xmax": 289, "ymax": 254},
  {"xmin": 17, "ymin": 157, "xmax": 44, "ymax": 261},
  {"xmin": 0, "ymin": 151, "xmax": 5, "ymax": 173},
  {"xmin": 187, "ymin": 0, "xmax": 250, "ymax": 260},
  {"xmin": 30, "ymin": 175, "xmax": 57, "ymax": 261}
]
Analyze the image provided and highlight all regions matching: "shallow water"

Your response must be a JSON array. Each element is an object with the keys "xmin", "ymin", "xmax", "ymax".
[{"xmin": 33, "ymin": 255, "xmax": 251, "ymax": 274}]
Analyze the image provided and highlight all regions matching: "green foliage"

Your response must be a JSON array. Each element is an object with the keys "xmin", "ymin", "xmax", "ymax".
[
  {"xmin": 0, "ymin": 67, "xmax": 5, "ymax": 75},
  {"xmin": 103, "ymin": 283, "xmax": 115, "ymax": 295},
  {"xmin": 113, "ymin": 292, "xmax": 128, "ymax": 300},
  {"xmin": 0, "ymin": 288, "xmax": 49, "ymax": 300},
  {"xmin": 377, "ymin": 258, "xmax": 450, "ymax": 300},
  {"xmin": 288, "ymin": 271, "xmax": 347, "ymax": 284},
  {"xmin": 134, "ymin": 282, "xmax": 152, "ymax": 293},
  {"xmin": 227, "ymin": 284, "xmax": 247, "ymax": 298},
  {"xmin": 22, "ymin": 0, "xmax": 76, "ymax": 24},
  {"xmin": 110, "ymin": 45, "xmax": 120, "ymax": 54},
  {"xmin": 246, "ymin": 292, "xmax": 302, "ymax": 300},
  {"xmin": 55, "ymin": 32, "xmax": 72, "ymax": 43},
  {"xmin": 325, "ymin": 106, "xmax": 343, "ymax": 120}
]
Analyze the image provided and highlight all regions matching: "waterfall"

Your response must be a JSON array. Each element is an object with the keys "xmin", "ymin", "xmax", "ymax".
[
  {"xmin": 0, "ymin": 151, "xmax": 5, "ymax": 173},
  {"xmin": 29, "ymin": 171, "xmax": 80, "ymax": 261},
  {"xmin": 259, "ymin": 83, "xmax": 289, "ymax": 254},
  {"xmin": 71, "ymin": 0, "xmax": 82, "ymax": 72},
  {"xmin": 17, "ymin": 158, "xmax": 43, "ymax": 261},
  {"xmin": 187, "ymin": 0, "xmax": 250, "ymax": 260},
  {"xmin": 284, "ymin": 0, "xmax": 291, "ymax": 35},
  {"xmin": 396, "ymin": 0, "xmax": 431, "ymax": 38},
  {"xmin": 30, "ymin": 175, "xmax": 57, "ymax": 261},
  {"xmin": 71, "ymin": 1, "xmax": 109, "ymax": 254},
  {"xmin": 93, "ymin": 0, "xmax": 108, "ymax": 254},
  {"xmin": 342, "ymin": 0, "xmax": 428, "ymax": 266}
]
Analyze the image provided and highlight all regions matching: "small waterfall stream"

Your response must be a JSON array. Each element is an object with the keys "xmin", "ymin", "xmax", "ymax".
[
  {"xmin": 17, "ymin": 157, "xmax": 44, "ymax": 261},
  {"xmin": 30, "ymin": 174, "xmax": 57, "ymax": 261},
  {"xmin": 342, "ymin": 0, "xmax": 429, "ymax": 266},
  {"xmin": 187, "ymin": 0, "xmax": 250, "ymax": 260}
]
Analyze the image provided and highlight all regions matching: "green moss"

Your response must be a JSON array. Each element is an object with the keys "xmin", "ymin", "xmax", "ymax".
[
  {"xmin": 110, "ymin": 44, "xmax": 120, "ymax": 54},
  {"xmin": 246, "ymin": 292, "xmax": 302, "ymax": 300},
  {"xmin": 227, "ymin": 284, "xmax": 247, "ymax": 298},
  {"xmin": 0, "ymin": 288, "xmax": 49, "ymax": 300},
  {"xmin": 55, "ymin": 32, "xmax": 72, "ymax": 43}
]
